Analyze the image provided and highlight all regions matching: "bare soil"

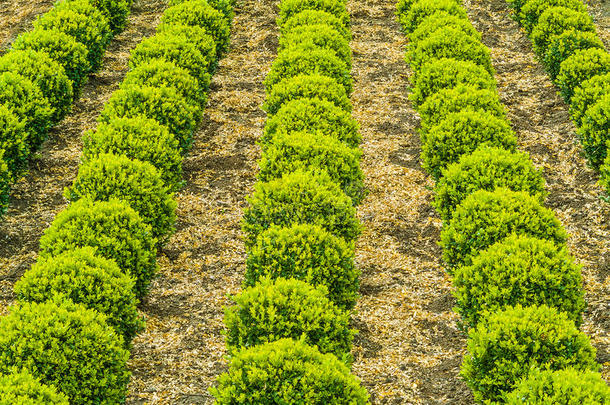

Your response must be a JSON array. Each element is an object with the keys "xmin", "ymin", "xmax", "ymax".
[{"xmin": 0, "ymin": 0, "xmax": 54, "ymax": 51}]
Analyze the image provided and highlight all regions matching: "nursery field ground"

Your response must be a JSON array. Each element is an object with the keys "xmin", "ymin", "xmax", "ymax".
[{"xmin": 0, "ymin": 0, "xmax": 53, "ymax": 50}]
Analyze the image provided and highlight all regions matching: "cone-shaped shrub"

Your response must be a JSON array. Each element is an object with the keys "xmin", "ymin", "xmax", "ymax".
[{"xmin": 0, "ymin": 370, "xmax": 68, "ymax": 404}]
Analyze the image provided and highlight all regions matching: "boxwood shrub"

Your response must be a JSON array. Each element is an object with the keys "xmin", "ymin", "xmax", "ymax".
[
  {"xmin": 461, "ymin": 304, "xmax": 599, "ymax": 403},
  {"xmin": 155, "ymin": 24, "xmax": 219, "ymax": 74},
  {"xmin": 570, "ymin": 72, "xmax": 610, "ymax": 127},
  {"xmin": 279, "ymin": 24, "xmax": 352, "ymax": 68},
  {"xmin": 399, "ymin": 0, "xmax": 467, "ymax": 33},
  {"xmin": 410, "ymin": 13, "xmax": 481, "ymax": 45},
  {"xmin": 211, "ymin": 338, "xmax": 369, "ymax": 404},
  {"xmin": 169, "ymin": 0, "xmax": 234, "ymax": 21},
  {"xmin": 38, "ymin": 198, "xmax": 157, "ymax": 297},
  {"xmin": 0, "ymin": 153, "xmax": 8, "ymax": 217},
  {"xmin": 440, "ymin": 188, "xmax": 568, "ymax": 270},
  {"xmin": 519, "ymin": 0, "xmax": 587, "ymax": 33},
  {"xmin": 277, "ymin": 0, "xmax": 350, "ymax": 28},
  {"xmin": 0, "ymin": 298, "xmax": 130, "ymax": 405},
  {"xmin": 0, "ymin": 106, "xmax": 27, "ymax": 181},
  {"xmin": 14, "ymin": 247, "xmax": 144, "ymax": 343},
  {"xmin": 246, "ymin": 224, "xmax": 358, "ymax": 309},
  {"xmin": 0, "ymin": 370, "xmax": 68, "ymax": 404},
  {"xmin": 544, "ymin": 29, "xmax": 604, "ymax": 81},
  {"xmin": 530, "ymin": 7, "xmax": 595, "ymax": 57},
  {"xmin": 82, "ymin": 0, "xmax": 131, "ymax": 33},
  {"xmin": 557, "ymin": 48, "xmax": 610, "ymax": 103},
  {"xmin": 224, "ymin": 277, "xmax": 354, "ymax": 360},
  {"xmin": 280, "ymin": 9, "xmax": 351, "ymax": 41},
  {"xmin": 578, "ymin": 93, "xmax": 610, "ymax": 168}
]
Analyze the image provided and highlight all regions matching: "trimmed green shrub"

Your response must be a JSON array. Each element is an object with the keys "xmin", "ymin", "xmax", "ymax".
[
  {"xmin": 242, "ymin": 170, "xmax": 361, "ymax": 247},
  {"xmin": 410, "ymin": 58, "xmax": 496, "ymax": 107},
  {"xmin": 262, "ymin": 98, "xmax": 360, "ymax": 148},
  {"xmin": 0, "ymin": 50, "xmax": 73, "ymax": 123},
  {"xmin": 506, "ymin": 0, "xmax": 528, "ymax": 13},
  {"xmin": 82, "ymin": 117, "xmax": 183, "ymax": 190},
  {"xmin": 224, "ymin": 277, "xmax": 354, "ymax": 360},
  {"xmin": 544, "ymin": 30, "xmax": 604, "ymax": 81},
  {"xmin": 0, "ymin": 298, "xmax": 130, "ymax": 404},
  {"xmin": 281, "ymin": 10, "xmax": 351, "ymax": 41},
  {"xmin": 453, "ymin": 234, "xmax": 585, "ymax": 328},
  {"xmin": 578, "ymin": 93, "xmax": 610, "ymax": 168},
  {"xmin": 65, "ymin": 153, "xmax": 177, "ymax": 240},
  {"xmin": 258, "ymin": 131, "xmax": 365, "ymax": 205},
  {"xmin": 169, "ymin": 0, "xmax": 234, "ymax": 22},
  {"xmin": 410, "ymin": 13, "xmax": 481, "ymax": 45},
  {"xmin": 570, "ymin": 72, "xmax": 610, "ymax": 127},
  {"xmin": 461, "ymin": 304, "xmax": 599, "ymax": 403},
  {"xmin": 0, "ymin": 106, "xmax": 27, "ymax": 180},
  {"xmin": 0, "ymin": 370, "xmax": 69, "ymax": 404},
  {"xmin": 99, "ymin": 85, "xmax": 200, "ymax": 152},
  {"xmin": 421, "ymin": 111, "xmax": 517, "ymax": 179},
  {"xmin": 246, "ymin": 224, "xmax": 358, "ymax": 310},
  {"xmin": 440, "ymin": 188, "xmax": 568, "ymax": 270},
  {"xmin": 434, "ymin": 146, "xmax": 546, "ymax": 221},
  {"xmin": 211, "ymin": 338, "xmax": 369, "ymax": 404},
  {"xmin": 505, "ymin": 368, "xmax": 610, "ymax": 404},
  {"xmin": 0, "ymin": 152, "xmax": 8, "ymax": 217},
  {"xmin": 399, "ymin": 0, "xmax": 467, "ymax": 33},
  {"xmin": 531, "ymin": 7, "xmax": 595, "ymax": 57},
  {"xmin": 519, "ymin": 0, "xmax": 587, "ymax": 33},
  {"xmin": 557, "ymin": 48, "xmax": 610, "ymax": 103},
  {"xmin": 280, "ymin": 24, "xmax": 352, "ymax": 68},
  {"xmin": 12, "ymin": 29, "xmax": 90, "ymax": 90},
  {"xmin": 265, "ymin": 48, "xmax": 351, "ymax": 95},
  {"xmin": 155, "ymin": 24, "xmax": 220, "ymax": 75},
  {"xmin": 14, "ymin": 247, "xmax": 144, "ymax": 343},
  {"xmin": 264, "ymin": 74, "xmax": 351, "ymax": 116},
  {"xmin": 38, "ymin": 198, "xmax": 157, "ymax": 297},
  {"xmin": 76, "ymin": 0, "xmax": 131, "ymax": 33},
  {"xmin": 277, "ymin": 0, "xmax": 350, "ymax": 28}
]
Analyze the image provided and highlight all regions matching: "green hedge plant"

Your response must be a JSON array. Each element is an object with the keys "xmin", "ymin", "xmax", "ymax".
[
  {"xmin": 530, "ymin": 7, "xmax": 595, "ymax": 57},
  {"xmin": 155, "ymin": 24, "xmax": 220, "ymax": 74},
  {"xmin": 0, "ymin": 153, "xmax": 8, "ymax": 217},
  {"xmin": 277, "ymin": 0, "xmax": 350, "ymax": 28},
  {"xmin": 519, "ymin": 0, "xmax": 587, "ymax": 33},
  {"xmin": 169, "ymin": 0, "xmax": 234, "ymax": 21},
  {"xmin": 80, "ymin": 0, "xmax": 132, "ymax": 33},
  {"xmin": 280, "ymin": 9, "xmax": 351, "ymax": 41},
  {"xmin": 0, "ymin": 106, "xmax": 28, "ymax": 181},
  {"xmin": 410, "ymin": 13, "xmax": 480, "ymax": 45},
  {"xmin": 279, "ymin": 24, "xmax": 352, "ymax": 68},
  {"xmin": 570, "ymin": 72, "xmax": 610, "ymax": 127},
  {"xmin": 0, "ymin": 370, "xmax": 68, "ymax": 404},
  {"xmin": 578, "ymin": 93, "xmax": 610, "ymax": 168},
  {"xmin": 544, "ymin": 29, "xmax": 604, "ymax": 81},
  {"xmin": 557, "ymin": 48, "xmax": 610, "ymax": 103},
  {"xmin": 399, "ymin": 0, "xmax": 467, "ymax": 33}
]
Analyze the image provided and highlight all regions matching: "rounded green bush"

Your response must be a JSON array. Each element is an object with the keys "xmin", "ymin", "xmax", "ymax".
[
  {"xmin": 82, "ymin": 117, "xmax": 183, "ymax": 190},
  {"xmin": 264, "ymin": 74, "xmax": 351, "ymax": 116},
  {"xmin": 39, "ymin": 198, "xmax": 157, "ymax": 297},
  {"xmin": 14, "ymin": 247, "xmax": 144, "ymax": 343},
  {"xmin": 0, "ymin": 370, "xmax": 68, "ymax": 405},
  {"xmin": 0, "ymin": 106, "xmax": 28, "ymax": 181},
  {"xmin": 505, "ymin": 368, "xmax": 610, "ymax": 405},
  {"xmin": 155, "ymin": 23, "xmax": 220, "ymax": 74},
  {"xmin": 12, "ymin": 29, "xmax": 90, "ymax": 90},
  {"xmin": 570, "ymin": 72, "xmax": 610, "ymax": 127},
  {"xmin": 453, "ymin": 234, "xmax": 585, "ymax": 329},
  {"xmin": 99, "ymin": 84, "xmax": 200, "ymax": 153},
  {"xmin": 169, "ymin": 0, "xmax": 234, "ymax": 22},
  {"xmin": 0, "ymin": 153, "xmax": 9, "ymax": 217},
  {"xmin": 259, "ymin": 131, "xmax": 365, "ymax": 205},
  {"xmin": 211, "ymin": 338, "xmax": 369, "ymax": 404},
  {"xmin": 399, "ymin": 0, "xmax": 467, "ymax": 33},
  {"xmin": 461, "ymin": 304, "xmax": 598, "ymax": 403},
  {"xmin": 0, "ymin": 50, "xmax": 73, "ymax": 123},
  {"xmin": 0, "ymin": 298, "xmax": 130, "ymax": 405},
  {"xmin": 265, "ymin": 48, "xmax": 351, "ymax": 95},
  {"xmin": 506, "ymin": 0, "xmax": 528, "ymax": 13},
  {"xmin": 277, "ymin": 0, "xmax": 350, "ymax": 28},
  {"xmin": 519, "ymin": 0, "xmax": 587, "ymax": 33},
  {"xmin": 578, "ymin": 93, "xmax": 610, "ymax": 168},
  {"xmin": 224, "ymin": 277, "xmax": 354, "ymax": 360},
  {"xmin": 246, "ymin": 224, "xmax": 358, "ymax": 310},
  {"xmin": 544, "ymin": 30, "xmax": 604, "ymax": 81},
  {"xmin": 65, "ymin": 153, "xmax": 177, "ymax": 241},
  {"xmin": 78, "ymin": 0, "xmax": 131, "ymax": 33},
  {"xmin": 440, "ymin": 188, "xmax": 568, "ymax": 270},
  {"xmin": 531, "ymin": 7, "xmax": 595, "ymax": 57},
  {"xmin": 410, "ymin": 58, "xmax": 495, "ymax": 107},
  {"xmin": 421, "ymin": 111, "xmax": 517, "ymax": 179},
  {"xmin": 410, "ymin": 13, "xmax": 481, "ymax": 45},
  {"xmin": 263, "ymin": 97, "xmax": 360, "ymax": 148},
  {"xmin": 280, "ymin": 24, "xmax": 352, "ymax": 68},
  {"xmin": 281, "ymin": 9, "xmax": 351, "ymax": 41},
  {"xmin": 434, "ymin": 146, "xmax": 546, "ymax": 221},
  {"xmin": 557, "ymin": 48, "xmax": 610, "ymax": 103},
  {"xmin": 242, "ymin": 170, "xmax": 361, "ymax": 247}
]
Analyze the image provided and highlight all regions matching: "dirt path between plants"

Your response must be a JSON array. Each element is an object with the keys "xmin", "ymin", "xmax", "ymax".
[{"xmin": 0, "ymin": 0, "xmax": 54, "ymax": 51}]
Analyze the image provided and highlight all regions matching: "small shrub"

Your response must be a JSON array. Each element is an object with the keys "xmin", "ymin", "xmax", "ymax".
[
  {"xmin": 0, "ymin": 370, "xmax": 68, "ymax": 404},
  {"xmin": 578, "ymin": 93, "xmax": 610, "ymax": 168},
  {"xmin": 557, "ymin": 48, "xmax": 610, "ymax": 103},
  {"xmin": 242, "ymin": 170, "xmax": 361, "ymax": 247},
  {"xmin": 410, "ymin": 13, "xmax": 481, "ymax": 45},
  {"xmin": 440, "ymin": 188, "xmax": 568, "ymax": 270},
  {"xmin": 544, "ymin": 29, "xmax": 604, "ymax": 81},
  {"xmin": 155, "ymin": 24, "xmax": 219, "ymax": 74},
  {"xmin": 453, "ymin": 234, "xmax": 585, "ymax": 329},
  {"xmin": 461, "ymin": 304, "xmax": 599, "ymax": 403},
  {"xmin": 280, "ymin": 9, "xmax": 351, "ymax": 41},
  {"xmin": 0, "ymin": 106, "xmax": 28, "ymax": 181},
  {"xmin": 14, "ymin": 247, "xmax": 144, "ymax": 343},
  {"xmin": 169, "ymin": 0, "xmax": 234, "ymax": 22},
  {"xmin": 570, "ymin": 72, "xmax": 610, "ymax": 127},
  {"xmin": 399, "ymin": 0, "xmax": 467, "ymax": 33},
  {"xmin": 38, "ymin": 198, "xmax": 157, "ymax": 297},
  {"xmin": 65, "ymin": 153, "xmax": 177, "ymax": 241},
  {"xmin": 505, "ymin": 368, "xmax": 610, "ymax": 405},
  {"xmin": 277, "ymin": 0, "xmax": 350, "ymax": 28},
  {"xmin": 82, "ymin": 0, "xmax": 131, "ymax": 33},
  {"xmin": 421, "ymin": 111, "xmax": 517, "ymax": 179},
  {"xmin": 0, "ymin": 153, "xmax": 8, "ymax": 217},
  {"xmin": 279, "ymin": 24, "xmax": 352, "ymax": 68},
  {"xmin": 434, "ymin": 146, "xmax": 546, "ymax": 221},
  {"xmin": 506, "ymin": 0, "xmax": 528, "ymax": 13},
  {"xmin": 0, "ymin": 298, "xmax": 130, "ymax": 405},
  {"xmin": 410, "ymin": 58, "xmax": 495, "ymax": 107},
  {"xmin": 211, "ymin": 338, "xmax": 369, "ymax": 404},
  {"xmin": 519, "ymin": 0, "xmax": 587, "ymax": 33},
  {"xmin": 531, "ymin": 7, "xmax": 595, "ymax": 57},
  {"xmin": 224, "ymin": 277, "xmax": 354, "ymax": 360},
  {"xmin": 262, "ymin": 98, "xmax": 360, "ymax": 148}
]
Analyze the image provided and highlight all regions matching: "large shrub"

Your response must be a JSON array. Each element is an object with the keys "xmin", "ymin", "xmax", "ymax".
[
  {"xmin": 570, "ymin": 72, "xmax": 610, "ymax": 127},
  {"xmin": 440, "ymin": 188, "xmax": 568, "ymax": 270},
  {"xmin": 0, "ymin": 370, "xmax": 68, "ymax": 404},
  {"xmin": 519, "ymin": 0, "xmax": 587, "ymax": 33},
  {"xmin": 557, "ymin": 48, "xmax": 610, "ymax": 103},
  {"xmin": 578, "ymin": 93, "xmax": 610, "ymax": 168},
  {"xmin": 461, "ymin": 304, "xmax": 598, "ymax": 403},
  {"xmin": 279, "ymin": 24, "xmax": 352, "ymax": 68},
  {"xmin": 544, "ymin": 29, "xmax": 604, "ymax": 81},
  {"xmin": 38, "ymin": 198, "xmax": 157, "ymax": 297},
  {"xmin": 434, "ymin": 146, "xmax": 546, "ymax": 221},
  {"xmin": 242, "ymin": 170, "xmax": 361, "ymax": 247},
  {"xmin": 410, "ymin": 13, "xmax": 480, "ymax": 45},
  {"xmin": 14, "ymin": 247, "xmax": 144, "ymax": 343},
  {"xmin": 246, "ymin": 223, "xmax": 359, "ymax": 309},
  {"xmin": 399, "ymin": 0, "xmax": 467, "ymax": 33},
  {"xmin": 280, "ymin": 9, "xmax": 351, "ymax": 41},
  {"xmin": 0, "ymin": 298, "xmax": 130, "ymax": 404},
  {"xmin": 277, "ymin": 0, "xmax": 350, "ymax": 28},
  {"xmin": 0, "ymin": 106, "xmax": 27, "ymax": 181},
  {"xmin": 531, "ymin": 7, "xmax": 595, "ymax": 57},
  {"xmin": 211, "ymin": 339, "xmax": 369, "ymax": 404}
]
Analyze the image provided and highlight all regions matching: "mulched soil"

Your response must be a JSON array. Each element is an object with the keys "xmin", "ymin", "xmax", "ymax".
[{"xmin": 0, "ymin": 0, "xmax": 54, "ymax": 51}]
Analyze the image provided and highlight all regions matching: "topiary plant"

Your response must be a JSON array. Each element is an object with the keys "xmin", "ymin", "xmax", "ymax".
[
  {"xmin": 578, "ymin": 93, "xmax": 610, "ymax": 168},
  {"xmin": 155, "ymin": 23, "xmax": 220, "ymax": 74},
  {"xmin": 505, "ymin": 368, "xmax": 610, "ymax": 404},
  {"xmin": 453, "ymin": 234, "xmax": 585, "ymax": 329},
  {"xmin": 410, "ymin": 13, "xmax": 481, "ymax": 45},
  {"xmin": 38, "ymin": 198, "xmax": 157, "ymax": 297},
  {"xmin": 399, "ymin": 0, "xmax": 467, "ymax": 33},
  {"xmin": 570, "ymin": 72, "xmax": 610, "ymax": 127},
  {"xmin": 0, "ymin": 370, "xmax": 69, "ymax": 404},
  {"xmin": 14, "ymin": 247, "xmax": 144, "ymax": 343},
  {"xmin": 0, "ymin": 298, "xmax": 130, "ymax": 405},
  {"xmin": 279, "ymin": 24, "xmax": 352, "ymax": 68},
  {"xmin": 531, "ymin": 7, "xmax": 595, "ymax": 57},
  {"xmin": 169, "ymin": 0, "xmax": 234, "ymax": 22},
  {"xmin": 0, "ymin": 106, "xmax": 28, "ymax": 181},
  {"xmin": 280, "ymin": 9, "xmax": 351, "ymax": 41},
  {"xmin": 245, "ymin": 224, "xmax": 358, "ymax": 309},
  {"xmin": 543, "ymin": 29, "xmax": 604, "ymax": 81},
  {"xmin": 277, "ymin": 0, "xmax": 350, "ymax": 29},
  {"xmin": 519, "ymin": 0, "xmax": 587, "ymax": 33},
  {"xmin": 557, "ymin": 48, "xmax": 610, "ymax": 103},
  {"xmin": 461, "ymin": 304, "xmax": 599, "ymax": 403},
  {"xmin": 65, "ymin": 153, "xmax": 177, "ymax": 241},
  {"xmin": 74, "ymin": 0, "xmax": 132, "ymax": 33},
  {"xmin": 242, "ymin": 170, "xmax": 361, "ymax": 247},
  {"xmin": 224, "ymin": 277, "xmax": 354, "ymax": 360},
  {"xmin": 421, "ymin": 111, "xmax": 517, "ymax": 179},
  {"xmin": 440, "ymin": 188, "xmax": 568, "ymax": 271},
  {"xmin": 434, "ymin": 146, "xmax": 546, "ymax": 222},
  {"xmin": 211, "ymin": 338, "xmax": 369, "ymax": 404}
]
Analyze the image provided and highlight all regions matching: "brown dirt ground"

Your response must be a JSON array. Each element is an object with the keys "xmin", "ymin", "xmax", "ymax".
[{"xmin": 0, "ymin": 0, "xmax": 54, "ymax": 51}]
